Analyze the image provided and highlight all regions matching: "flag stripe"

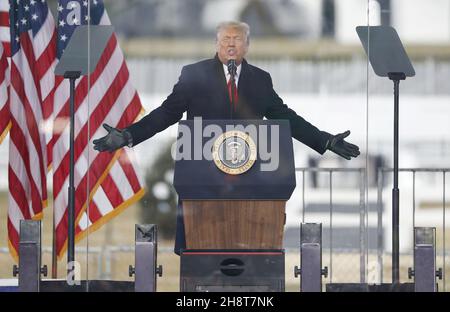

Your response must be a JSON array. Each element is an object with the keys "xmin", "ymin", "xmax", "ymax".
[
  {"xmin": 10, "ymin": 62, "xmax": 45, "ymax": 167},
  {"xmin": 87, "ymin": 200, "xmax": 104, "ymax": 223},
  {"xmin": 8, "ymin": 195, "xmax": 26, "ymax": 233},
  {"xmin": 0, "ymin": 2, "xmax": 9, "ymax": 55},
  {"xmin": 40, "ymin": 60, "xmax": 56, "ymax": 110},
  {"xmin": 9, "ymin": 86, "xmax": 44, "ymax": 196},
  {"xmin": 0, "ymin": 7, "xmax": 9, "ymax": 142},
  {"xmin": 77, "ymin": 212, "xmax": 92, "ymax": 231},
  {"xmin": 101, "ymin": 175, "xmax": 124, "ymax": 208},
  {"xmin": 16, "ymin": 33, "xmax": 43, "ymax": 102},
  {"xmin": 93, "ymin": 186, "xmax": 113, "ymax": 216},
  {"xmin": 10, "ymin": 62, "xmax": 46, "ymax": 197},
  {"xmin": 0, "ymin": 12, "xmax": 8, "ymax": 23},
  {"xmin": 1, "ymin": 40, "xmax": 10, "ymax": 55},
  {"xmin": 0, "ymin": 83, "xmax": 7, "ymax": 104},
  {"xmin": 9, "ymin": 116, "xmax": 43, "ymax": 216},
  {"xmin": 118, "ymin": 150, "xmax": 142, "ymax": 194},
  {"xmin": 108, "ymin": 160, "xmax": 134, "ymax": 200},
  {"xmin": 41, "ymin": 72, "xmax": 56, "ymax": 121},
  {"xmin": 8, "ymin": 166, "xmax": 32, "ymax": 220},
  {"xmin": 7, "ymin": 218, "xmax": 20, "ymax": 260},
  {"xmin": 0, "ymin": 107, "xmax": 9, "ymax": 139},
  {"xmin": 0, "ymin": 0, "xmax": 8, "ymax": 10},
  {"xmin": 35, "ymin": 31, "xmax": 56, "ymax": 83},
  {"xmin": 0, "ymin": 51, "xmax": 6, "ymax": 77}
]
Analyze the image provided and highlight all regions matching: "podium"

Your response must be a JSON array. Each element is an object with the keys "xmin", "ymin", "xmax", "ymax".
[{"xmin": 173, "ymin": 120, "xmax": 296, "ymax": 291}]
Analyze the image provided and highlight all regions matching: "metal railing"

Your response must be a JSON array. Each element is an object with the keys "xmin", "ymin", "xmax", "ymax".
[
  {"xmin": 296, "ymin": 167, "xmax": 367, "ymax": 284},
  {"xmin": 296, "ymin": 167, "xmax": 449, "ymax": 290},
  {"xmin": 377, "ymin": 168, "xmax": 449, "ymax": 291}
]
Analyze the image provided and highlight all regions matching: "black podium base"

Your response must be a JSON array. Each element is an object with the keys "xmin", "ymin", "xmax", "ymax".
[
  {"xmin": 326, "ymin": 283, "xmax": 415, "ymax": 292},
  {"xmin": 180, "ymin": 249, "xmax": 285, "ymax": 292}
]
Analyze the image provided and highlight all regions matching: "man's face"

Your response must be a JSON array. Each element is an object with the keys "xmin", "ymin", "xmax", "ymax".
[{"xmin": 216, "ymin": 27, "xmax": 249, "ymax": 66}]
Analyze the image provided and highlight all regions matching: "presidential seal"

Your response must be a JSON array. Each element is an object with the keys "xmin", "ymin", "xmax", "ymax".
[{"xmin": 212, "ymin": 130, "xmax": 257, "ymax": 175}]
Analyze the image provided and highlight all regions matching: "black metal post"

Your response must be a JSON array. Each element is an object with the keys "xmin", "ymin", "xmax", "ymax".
[
  {"xmin": 13, "ymin": 220, "xmax": 43, "ymax": 292},
  {"xmin": 294, "ymin": 223, "xmax": 326, "ymax": 292},
  {"xmin": 388, "ymin": 72, "xmax": 406, "ymax": 285},
  {"xmin": 63, "ymin": 71, "xmax": 81, "ymax": 278},
  {"xmin": 129, "ymin": 224, "xmax": 162, "ymax": 292}
]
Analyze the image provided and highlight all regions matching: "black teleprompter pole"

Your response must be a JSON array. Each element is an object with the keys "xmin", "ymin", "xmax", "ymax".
[
  {"xmin": 64, "ymin": 71, "xmax": 81, "ymax": 278},
  {"xmin": 388, "ymin": 72, "xmax": 406, "ymax": 284},
  {"xmin": 356, "ymin": 26, "xmax": 415, "ymax": 289},
  {"xmin": 54, "ymin": 26, "xmax": 114, "ymax": 284}
]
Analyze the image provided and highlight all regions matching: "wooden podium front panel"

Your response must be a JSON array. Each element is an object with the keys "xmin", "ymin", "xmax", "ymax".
[{"xmin": 183, "ymin": 200, "xmax": 286, "ymax": 249}]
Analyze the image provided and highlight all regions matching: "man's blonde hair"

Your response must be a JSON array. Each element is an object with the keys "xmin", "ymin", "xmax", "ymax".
[{"xmin": 216, "ymin": 21, "xmax": 250, "ymax": 44}]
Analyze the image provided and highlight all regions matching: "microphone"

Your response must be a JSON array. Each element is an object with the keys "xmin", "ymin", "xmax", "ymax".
[{"xmin": 227, "ymin": 59, "xmax": 237, "ymax": 78}]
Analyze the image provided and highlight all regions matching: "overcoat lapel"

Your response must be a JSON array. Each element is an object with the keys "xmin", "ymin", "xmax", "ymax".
[
  {"xmin": 236, "ymin": 59, "xmax": 255, "ymax": 119},
  {"xmin": 211, "ymin": 55, "xmax": 232, "ymax": 118}
]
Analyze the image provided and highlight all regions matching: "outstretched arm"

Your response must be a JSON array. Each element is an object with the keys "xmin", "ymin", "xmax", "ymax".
[
  {"xmin": 264, "ymin": 75, "xmax": 359, "ymax": 159},
  {"xmin": 93, "ymin": 67, "xmax": 190, "ymax": 152},
  {"xmin": 125, "ymin": 66, "xmax": 190, "ymax": 146}
]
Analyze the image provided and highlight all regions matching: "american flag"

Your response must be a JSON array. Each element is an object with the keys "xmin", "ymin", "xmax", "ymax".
[
  {"xmin": 52, "ymin": 0, "xmax": 144, "ymax": 258},
  {"xmin": 0, "ymin": 36, "xmax": 8, "ymax": 144},
  {"xmin": 0, "ymin": 0, "xmax": 9, "ymax": 54},
  {"xmin": 7, "ymin": 0, "xmax": 56, "ymax": 259},
  {"xmin": 0, "ymin": 0, "xmax": 10, "ymax": 142}
]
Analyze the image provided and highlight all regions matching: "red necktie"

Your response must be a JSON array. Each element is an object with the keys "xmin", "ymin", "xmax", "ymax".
[{"xmin": 227, "ymin": 78, "xmax": 238, "ymax": 110}]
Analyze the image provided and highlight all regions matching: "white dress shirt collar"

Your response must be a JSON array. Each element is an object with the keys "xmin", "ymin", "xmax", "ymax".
[{"xmin": 222, "ymin": 63, "xmax": 242, "ymax": 86}]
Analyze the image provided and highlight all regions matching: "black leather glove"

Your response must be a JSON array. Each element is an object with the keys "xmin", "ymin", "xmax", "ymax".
[
  {"xmin": 93, "ymin": 124, "xmax": 132, "ymax": 153},
  {"xmin": 326, "ymin": 130, "xmax": 360, "ymax": 160}
]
